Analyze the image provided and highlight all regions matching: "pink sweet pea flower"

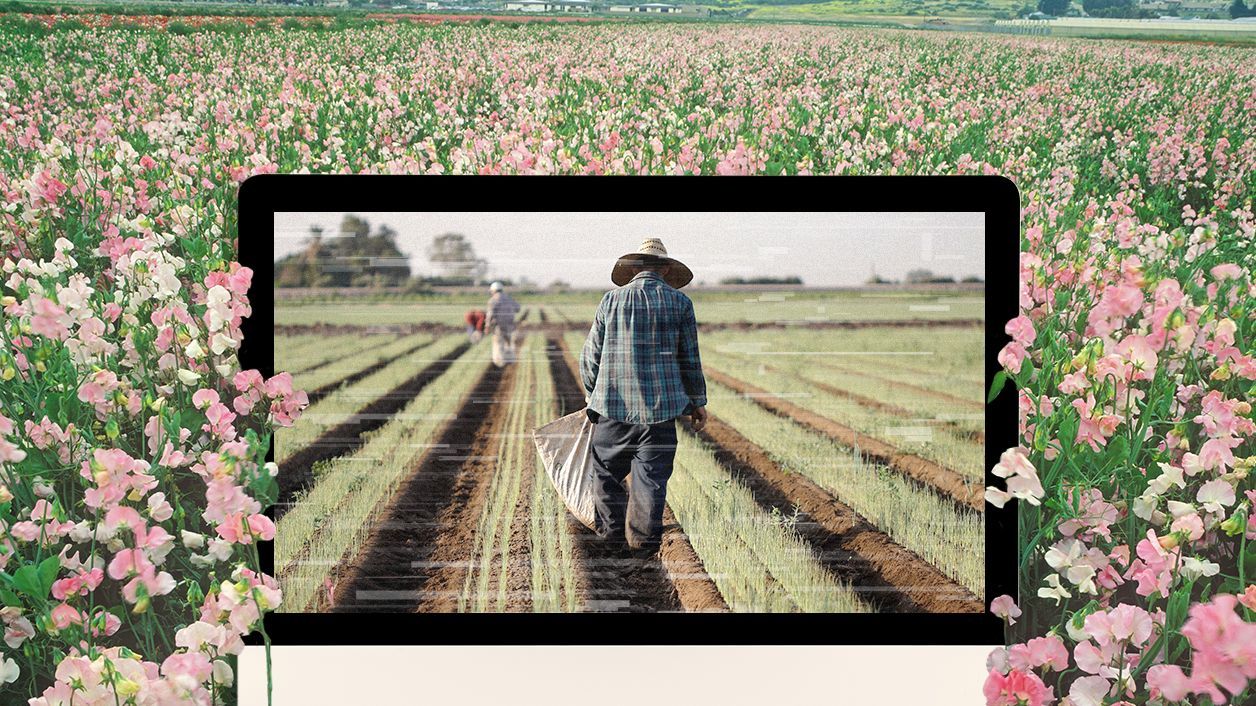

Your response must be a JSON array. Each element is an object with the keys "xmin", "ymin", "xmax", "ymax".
[
  {"xmin": 1180, "ymin": 594, "xmax": 1256, "ymax": 704},
  {"xmin": 998, "ymin": 341, "xmax": 1026, "ymax": 374},
  {"xmin": 1146, "ymin": 664, "xmax": 1195, "ymax": 702},
  {"xmin": 1008, "ymin": 636, "xmax": 1068, "ymax": 672},
  {"xmin": 991, "ymin": 595, "xmax": 1021, "ymax": 625},
  {"xmin": 1006, "ymin": 315, "xmax": 1036, "ymax": 346},
  {"xmin": 192, "ymin": 388, "xmax": 220, "ymax": 410},
  {"xmin": 983, "ymin": 668, "xmax": 1054, "ymax": 706}
]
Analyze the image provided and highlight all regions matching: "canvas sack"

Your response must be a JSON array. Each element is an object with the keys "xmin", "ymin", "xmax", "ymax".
[{"xmin": 533, "ymin": 409, "xmax": 598, "ymax": 531}]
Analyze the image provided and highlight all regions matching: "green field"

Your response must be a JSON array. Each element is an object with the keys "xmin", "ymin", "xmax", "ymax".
[{"xmin": 275, "ymin": 287, "xmax": 986, "ymax": 613}]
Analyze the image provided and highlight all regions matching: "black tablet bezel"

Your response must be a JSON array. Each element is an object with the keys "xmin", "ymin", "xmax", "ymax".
[{"xmin": 238, "ymin": 175, "xmax": 1020, "ymax": 646}]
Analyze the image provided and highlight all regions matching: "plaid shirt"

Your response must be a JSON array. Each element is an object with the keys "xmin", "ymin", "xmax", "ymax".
[{"xmin": 580, "ymin": 271, "xmax": 707, "ymax": 424}]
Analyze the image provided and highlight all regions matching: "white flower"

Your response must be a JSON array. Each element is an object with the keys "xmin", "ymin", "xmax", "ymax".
[
  {"xmin": 1197, "ymin": 479, "xmax": 1236, "ymax": 515},
  {"xmin": 185, "ymin": 339, "xmax": 205, "ymax": 360},
  {"xmin": 1038, "ymin": 573, "xmax": 1071, "ymax": 605},
  {"xmin": 1165, "ymin": 500, "xmax": 1196, "ymax": 518},
  {"xmin": 1180, "ymin": 556, "xmax": 1220, "ymax": 582},
  {"xmin": 209, "ymin": 332, "xmax": 237, "ymax": 355},
  {"xmin": 985, "ymin": 486, "xmax": 1013, "ymax": 508},
  {"xmin": 1045, "ymin": 538, "xmax": 1084, "ymax": 572},
  {"xmin": 68, "ymin": 521, "xmax": 94, "ymax": 544},
  {"xmin": 177, "ymin": 369, "xmax": 200, "ymax": 386},
  {"xmin": 1067, "ymin": 564, "xmax": 1098, "ymax": 595},
  {"xmin": 1148, "ymin": 463, "xmax": 1186, "ymax": 495},
  {"xmin": 213, "ymin": 660, "xmax": 234, "ymax": 687},
  {"xmin": 1132, "ymin": 491, "xmax": 1161, "ymax": 522},
  {"xmin": 0, "ymin": 655, "xmax": 18, "ymax": 685},
  {"xmin": 207, "ymin": 539, "xmax": 233, "ymax": 562},
  {"xmin": 181, "ymin": 530, "xmax": 205, "ymax": 549},
  {"xmin": 175, "ymin": 621, "xmax": 218, "ymax": 651},
  {"xmin": 1069, "ymin": 676, "xmax": 1112, "ymax": 706}
]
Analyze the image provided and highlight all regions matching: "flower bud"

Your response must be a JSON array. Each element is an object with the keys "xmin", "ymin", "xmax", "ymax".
[{"xmin": 115, "ymin": 678, "xmax": 140, "ymax": 698}]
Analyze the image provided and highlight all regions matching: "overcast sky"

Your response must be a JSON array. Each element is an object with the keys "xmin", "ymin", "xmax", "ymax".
[{"xmin": 273, "ymin": 212, "xmax": 985, "ymax": 288}]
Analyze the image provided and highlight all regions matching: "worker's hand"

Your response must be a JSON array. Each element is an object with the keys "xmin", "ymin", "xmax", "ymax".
[{"xmin": 690, "ymin": 406, "xmax": 708, "ymax": 432}]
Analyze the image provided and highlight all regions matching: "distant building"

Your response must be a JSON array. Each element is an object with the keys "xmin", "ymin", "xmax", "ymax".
[
  {"xmin": 1178, "ymin": 0, "xmax": 1227, "ymax": 12},
  {"xmin": 505, "ymin": 0, "xmax": 592, "ymax": 10},
  {"xmin": 1139, "ymin": 0, "xmax": 1226, "ymax": 12},
  {"xmin": 609, "ymin": 2, "xmax": 682, "ymax": 12}
]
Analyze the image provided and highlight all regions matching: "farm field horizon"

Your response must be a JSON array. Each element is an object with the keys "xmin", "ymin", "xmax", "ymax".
[{"xmin": 273, "ymin": 287, "xmax": 988, "ymax": 613}]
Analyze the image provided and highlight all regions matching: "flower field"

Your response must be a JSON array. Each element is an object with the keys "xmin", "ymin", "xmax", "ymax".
[{"xmin": 0, "ymin": 12, "xmax": 1252, "ymax": 706}]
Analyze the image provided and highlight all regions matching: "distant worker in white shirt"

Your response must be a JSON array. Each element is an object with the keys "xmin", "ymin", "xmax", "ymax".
[{"xmin": 485, "ymin": 281, "xmax": 521, "ymax": 367}]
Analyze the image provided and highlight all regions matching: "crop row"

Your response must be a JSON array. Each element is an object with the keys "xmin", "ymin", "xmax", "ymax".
[
  {"xmin": 275, "ymin": 333, "xmax": 341, "ymax": 368},
  {"xmin": 707, "ymin": 327, "xmax": 984, "ymax": 401},
  {"xmin": 280, "ymin": 332, "xmax": 402, "ymax": 376},
  {"xmin": 708, "ymin": 345, "xmax": 983, "ymax": 439},
  {"xmin": 275, "ymin": 342, "xmax": 491, "ymax": 612},
  {"xmin": 277, "ymin": 301, "xmax": 476, "ymax": 328},
  {"xmin": 702, "ymin": 350, "xmax": 983, "ymax": 479},
  {"xmin": 460, "ymin": 335, "xmax": 548, "ymax": 612},
  {"xmin": 668, "ymin": 429, "xmax": 870, "ymax": 613},
  {"xmin": 527, "ymin": 340, "xmax": 582, "ymax": 613},
  {"xmin": 275, "ymin": 334, "xmax": 466, "ymax": 464},
  {"xmin": 290, "ymin": 332, "xmax": 432, "ymax": 396},
  {"xmin": 704, "ymin": 377, "xmax": 985, "ymax": 596}
]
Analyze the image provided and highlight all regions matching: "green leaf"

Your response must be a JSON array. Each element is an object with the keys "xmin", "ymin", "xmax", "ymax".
[
  {"xmin": 987, "ymin": 370, "xmax": 1009, "ymax": 404},
  {"xmin": 11, "ymin": 565, "xmax": 41, "ymax": 597},
  {"xmin": 37, "ymin": 555, "xmax": 60, "ymax": 595}
]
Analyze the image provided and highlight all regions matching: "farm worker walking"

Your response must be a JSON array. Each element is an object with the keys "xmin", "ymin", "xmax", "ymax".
[
  {"xmin": 579, "ymin": 238, "xmax": 707, "ymax": 557},
  {"xmin": 485, "ymin": 281, "xmax": 520, "ymax": 366},
  {"xmin": 464, "ymin": 308, "xmax": 485, "ymax": 343}
]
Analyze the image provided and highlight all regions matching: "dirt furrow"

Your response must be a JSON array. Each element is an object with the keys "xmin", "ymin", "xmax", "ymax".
[
  {"xmin": 276, "ymin": 341, "xmax": 472, "ymax": 514},
  {"xmin": 302, "ymin": 337, "xmax": 438, "ymax": 406},
  {"xmin": 741, "ymin": 359, "xmax": 984, "ymax": 444},
  {"xmin": 329, "ymin": 360, "xmax": 508, "ymax": 613},
  {"xmin": 692, "ymin": 415, "xmax": 982, "ymax": 614},
  {"xmin": 706, "ymin": 368, "xmax": 983, "ymax": 511},
  {"xmin": 501, "ymin": 456, "xmax": 536, "ymax": 612},
  {"xmin": 807, "ymin": 358, "xmax": 984, "ymax": 412},
  {"xmin": 659, "ymin": 507, "xmax": 730, "ymax": 613},
  {"xmin": 414, "ymin": 361, "xmax": 520, "ymax": 614}
]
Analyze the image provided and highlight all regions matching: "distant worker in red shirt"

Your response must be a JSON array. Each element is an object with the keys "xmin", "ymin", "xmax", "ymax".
[{"xmin": 465, "ymin": 308, "xmax": 485, "ymax": 344}]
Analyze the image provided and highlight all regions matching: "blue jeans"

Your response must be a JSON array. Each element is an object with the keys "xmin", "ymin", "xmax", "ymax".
[{"xmin": 589, "ymin": 416, "xmax": 678, "ymax": 550}]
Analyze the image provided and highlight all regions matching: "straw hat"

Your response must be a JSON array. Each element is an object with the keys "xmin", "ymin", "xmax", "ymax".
[{"xmin": 611, "ymin": 238, "xmax": 693, "ymax": 289}]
